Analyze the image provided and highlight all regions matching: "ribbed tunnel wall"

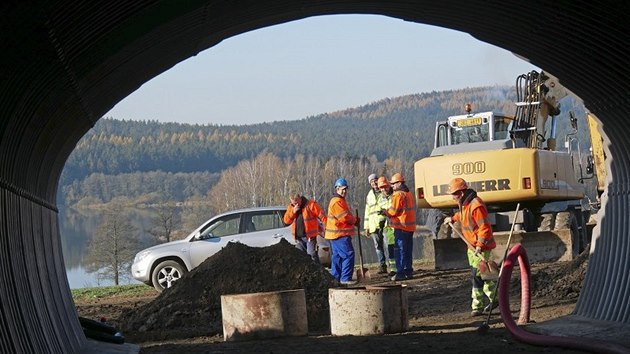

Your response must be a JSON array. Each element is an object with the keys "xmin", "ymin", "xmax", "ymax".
[{"xmin": 1, "ymin": 1, "xmax": 629, "ymax": 352}]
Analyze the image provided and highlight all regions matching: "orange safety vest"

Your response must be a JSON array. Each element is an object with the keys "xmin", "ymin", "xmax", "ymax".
[
  {"xmin": 325, "ymin": 195, "xmax": 357, "ymax": 240},
  {"xmin": 283, "ymin": 199, "xmax": 327, "ymax": 239},
  {"xmin": 453, "ymin": 197, "xmax": 495, "ymax": 250},
  {"xmin": 385, "ymin": 189, "xmax": 416, "ymax": 232}
]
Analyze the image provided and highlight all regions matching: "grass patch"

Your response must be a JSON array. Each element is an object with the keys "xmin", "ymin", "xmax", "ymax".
[{"xmin": 71, "ymin": 284, "xmax": 155, "ymax": 301}]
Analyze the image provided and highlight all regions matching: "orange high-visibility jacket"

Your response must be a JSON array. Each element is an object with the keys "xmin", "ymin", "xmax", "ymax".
[
  {"xmin": 283, "ymin": 199, "xmax": 327, "ymax": 239},
  {"xmin": 452, "ymin": 197, "xmax": 495, "ymax": 250},
  {"xmin": 385, "ymin": 190, "xmax": 416, "ymax": 232},
  {"xmin": 325, "ymin": 195, "xmax": 357, "ymax": 240}
]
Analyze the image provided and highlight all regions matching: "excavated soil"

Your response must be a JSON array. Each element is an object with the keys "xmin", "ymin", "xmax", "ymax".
[
  {"xmin": 118, "ymin": 240, "xmax": 337, "ymax": 340},
  {"xmin": 76, "ymin": 239, "xmax": 594, "ymax": 353}
]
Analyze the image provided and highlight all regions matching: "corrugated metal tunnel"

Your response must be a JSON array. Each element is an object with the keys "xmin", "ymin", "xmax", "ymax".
[{"xmin": 1, "ymin": 1, "xmax": 629, "ymax": 352}]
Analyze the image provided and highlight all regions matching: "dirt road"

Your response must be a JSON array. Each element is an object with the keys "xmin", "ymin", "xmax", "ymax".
[{"xmin": 75, "ymin": 241, "xmax": 590, "ymax": 353}]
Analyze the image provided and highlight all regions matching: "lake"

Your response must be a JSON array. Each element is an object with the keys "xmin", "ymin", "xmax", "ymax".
[{"xmin": 59, "ymin": 207, "xmax": 156, "ymax": 288}]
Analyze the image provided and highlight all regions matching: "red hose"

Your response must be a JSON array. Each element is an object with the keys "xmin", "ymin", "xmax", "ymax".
[{"xmin": 498, "ymin": 244, "xmax": 630, "ymax": 354}]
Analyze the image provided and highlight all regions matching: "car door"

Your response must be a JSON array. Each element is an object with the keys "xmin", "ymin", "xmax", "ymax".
[
  {"xmin": 188, "ymin": 212, "xmax": 243, "ymax": 268},
  {"xmin": 239, "ymin": 209, "xmax": 293, "ymax": 247}
]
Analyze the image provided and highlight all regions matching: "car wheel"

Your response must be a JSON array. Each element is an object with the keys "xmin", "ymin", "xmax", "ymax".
[{"xmin": 151, "ymin": 260, "xmax": 187, "ymax": 292}]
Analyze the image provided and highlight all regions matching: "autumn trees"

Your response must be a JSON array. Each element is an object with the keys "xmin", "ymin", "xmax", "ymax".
[{"xmin": 206, "ymin": 152, "xmax": 406, "ymax": 215}]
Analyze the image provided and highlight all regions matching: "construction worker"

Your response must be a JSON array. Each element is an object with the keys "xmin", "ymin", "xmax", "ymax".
[
  {"xmin": 382, "ymin": 173, "xmax": 416, "ymax": 281},
  {"xmin": 325, "ymin": 178, "xmax": 360, "ymax": 285},
  {"xmin": 377, "ymin": 176, "xmax": 397, "ymax": 276},
  {"xmin": 283, "ymin": 193, "xmax": 327, "ymax": 263},
  {"xmin": 364, "ymin": 173, "xmax": 388, "ymax": 274},
  {"xmin": 443, "ymin": 177, "xmax": 498, "ymax": 317}
]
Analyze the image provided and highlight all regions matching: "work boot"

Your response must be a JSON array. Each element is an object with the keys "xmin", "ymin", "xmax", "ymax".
[
  {"xmin": 471, "ymin": 309, "xmax": 483, "ymax": 317},
  {"xmin": 340, "ymin": 280, "xmax": 358, "ymax": 286},
  {"xmin": 378, "ymin": 265, "xmax": 388, "ymax": 274},
  {"xmin": 388, "ymin": 271, "xmax": 396, "ymax": 276},
  {"xmin": 483, "ymin": 301, "xmax": 499, "ymax": 314}
]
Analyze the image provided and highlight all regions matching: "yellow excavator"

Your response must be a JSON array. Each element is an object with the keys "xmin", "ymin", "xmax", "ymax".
[
  {"xmin": 584, "ymin": 113, "xmax": 607, "ymax": 207},
  {"xmin": 414, "ymin": 71, "xmax": 604, "ymax": 269}
]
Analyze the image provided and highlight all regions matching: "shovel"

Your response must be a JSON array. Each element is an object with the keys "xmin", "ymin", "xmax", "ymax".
[
  {"xmin": 446, "ymin": 222, "xmax": 498, "ymax": 281},
  {"xmin": 478, "ymin": 203, "xmax": 521, "ymax": 335},
  {"xmin": 355, "ymin": 209, "xmax": 371, "ymax": 282}
]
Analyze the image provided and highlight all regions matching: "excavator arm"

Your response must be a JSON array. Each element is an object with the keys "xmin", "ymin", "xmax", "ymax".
[{"xmin": 513, "ymin": 71, "xmax": 569, "ymax": 150}]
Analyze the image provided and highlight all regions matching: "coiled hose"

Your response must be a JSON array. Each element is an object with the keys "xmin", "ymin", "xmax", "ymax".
[{"xmin": 499, "ymin": 244, "xmax": 630, "ymax": 354}]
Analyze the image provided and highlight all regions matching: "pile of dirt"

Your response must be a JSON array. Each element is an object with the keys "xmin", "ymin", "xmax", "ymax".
[
  {"xmin": 530, "ymin": 247, "xmax": 589, "ymax": 301},
  {"xmin": 119, "ymin": 239, "xmax": 337, "ymax": 341}
]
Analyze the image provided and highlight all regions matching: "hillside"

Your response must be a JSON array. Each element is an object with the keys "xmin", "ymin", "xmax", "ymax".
[{"xmin": 58, "ymin": 85, "xmax": 589, "ymax": 207}]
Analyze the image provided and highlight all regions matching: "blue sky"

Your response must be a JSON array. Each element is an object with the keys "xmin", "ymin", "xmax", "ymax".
[{"xmin": 104, "ymin": 14, "xmax": 538, "ymax": 126}]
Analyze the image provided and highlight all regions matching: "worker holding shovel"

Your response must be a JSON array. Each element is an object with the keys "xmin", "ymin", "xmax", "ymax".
[
  {"xmin": 364, "ymin": 173, "xmax": 388, "ymax": 274},
  {"xmin": 377, "ymin": 177, "xmax": 397, "ymax": 276},
  {"xmin": 325, "ymin": 178, "xmax": 360, "ymax": 286},
  {"xmin": 443, "ymin": 178, "xmax": 498, "ymax": 317},
  {"xmin": 382, "ymin": 173, "xmax": 416, "ymax": 281}
]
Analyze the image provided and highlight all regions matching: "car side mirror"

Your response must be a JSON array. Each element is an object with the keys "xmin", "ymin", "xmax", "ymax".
[{"xmin": 196, "ymin": 232, "xmax": 213, "ymax": 240}]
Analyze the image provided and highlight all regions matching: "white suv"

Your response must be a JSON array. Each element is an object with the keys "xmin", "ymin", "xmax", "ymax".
[{"xmin": 131, "ymin": 206, "xmax": 293, "ymax": 291}]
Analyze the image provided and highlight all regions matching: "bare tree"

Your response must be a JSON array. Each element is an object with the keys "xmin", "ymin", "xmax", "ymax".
[
  {"xmin": 351, "ymin": 155, "xmax": 377, "ymax": 210},
  {"xmin": 83, "ymin": 208, "xmax": 140, "ymax": 285},
  {"xmin": 148, "ymin": 202, "xmax": 180, "ymax": 243},
  {"xmin": 305, "ymin": 155, "xmax": 326, "ymax": 203},
  {"xmin": 382, "ymin": 154, "xmax": 412, "ymax": 182},
  {"xmin": 209, "ymin": 152, "xmax": 288, "ymax": 209},
  {"xmin": 241, "ymin": 157, "xmax": 260, "ymax": 207},
  {"xmin": 280, "ymin": 156, "xmax": 295, "ymax": 200},
  {"xmin": 257, "ymin": 152, "xmax": 286, "ymax": 206},
  {"xmin": 209, "ymin": 167, "xmax": 242, "ymax": 210},
  {"xmin": 206, "ymin": 152, "xmax": 394, "ymax": 215},
  {"xmin": 180, "ymin": 198, "xmax": 211, "ymax": 234}
]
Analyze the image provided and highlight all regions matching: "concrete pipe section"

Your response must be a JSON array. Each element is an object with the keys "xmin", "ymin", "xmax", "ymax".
[
  {"xmin": 221, "ymin": 289, "xmax": 308, "ymax": 342},
  {"xmin": 329, "ymin": 285, "xmax": 408, "ymax": 336}
]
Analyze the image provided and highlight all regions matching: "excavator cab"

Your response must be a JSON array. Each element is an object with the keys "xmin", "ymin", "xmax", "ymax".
[
  {"xmin": 430, "ymin": 110, "xmax": 522, "ymax": 160},
  {"xmin": 441, "ymin": 111, "xmax": 512, "ymax": 145},
  {"xmin": 434, "ymin": 111, "xmax": 514, "ymax": 151}
]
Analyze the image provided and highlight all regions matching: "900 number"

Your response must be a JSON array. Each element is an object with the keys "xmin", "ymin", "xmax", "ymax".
[{"xmin": 452, "ymin": 161, "xmax": 485, "ymax": 175}]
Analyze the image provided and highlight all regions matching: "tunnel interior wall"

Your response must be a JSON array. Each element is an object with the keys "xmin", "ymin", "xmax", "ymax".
[{"xmin": 1, "ymin": 1, "xmax": 629, "ymax": 352}]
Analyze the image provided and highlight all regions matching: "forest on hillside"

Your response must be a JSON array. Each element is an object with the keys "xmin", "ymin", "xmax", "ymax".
[{"xmin": 58, "ymin": 85, "xmax": 590, "ymax": 208}]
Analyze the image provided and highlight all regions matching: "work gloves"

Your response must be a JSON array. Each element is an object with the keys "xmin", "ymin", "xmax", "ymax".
[
  {"xmin": 443, "ymin": 216, "xmax": 452, "ymax": 225},
  {"xmin": 474, "ymin": 246, "xmax": 482, "ymax": 257}
]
